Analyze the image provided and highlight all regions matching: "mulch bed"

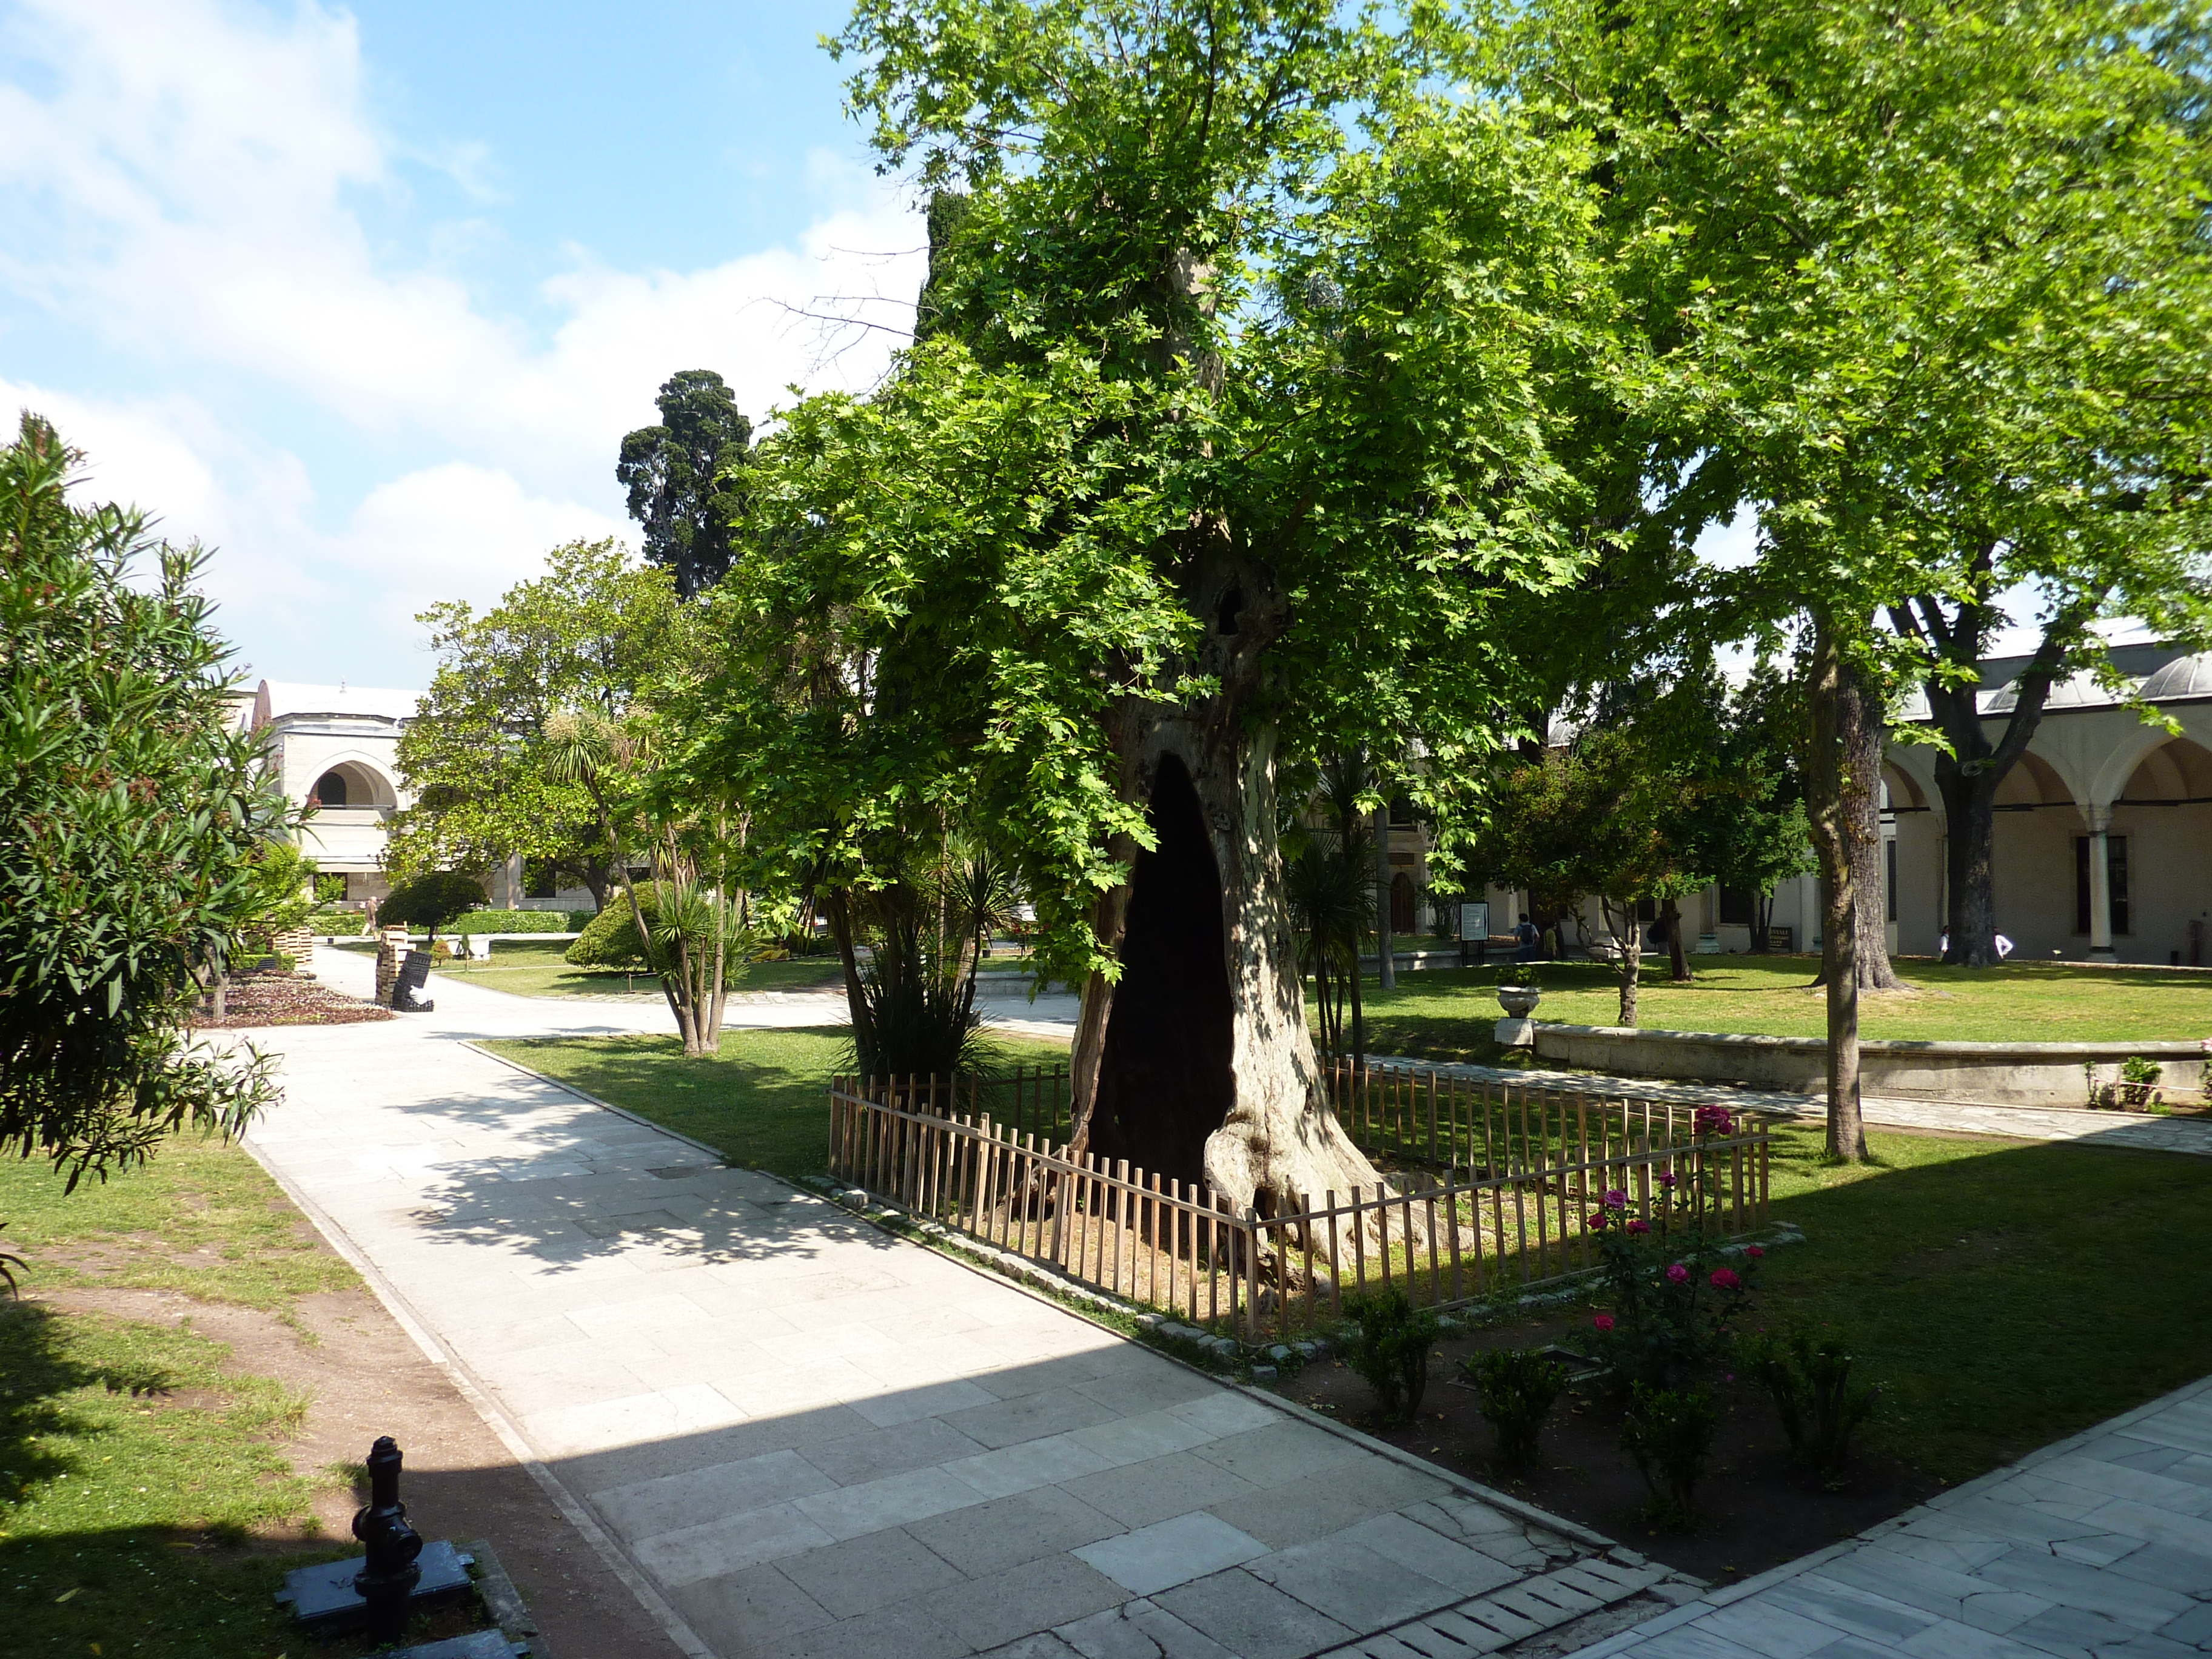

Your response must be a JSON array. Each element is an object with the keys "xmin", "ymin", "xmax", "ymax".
[
  {"xmin": 195, "ymin": 971, "xmax": 393, "ymax": 1028},
  {"xmin": 1272, "ymin": 1315, "xmax": 1942, "ymax": 1586}
]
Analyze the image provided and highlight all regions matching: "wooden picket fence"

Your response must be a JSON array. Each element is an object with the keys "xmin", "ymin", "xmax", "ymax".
[
  {"xmin": 1326, "ymin": 1057, "xmax": 1754, "ymax": 1179},
  {"xmin": 826, "ymin": 1069, "xmax": 1772, "ymax": 1342}
]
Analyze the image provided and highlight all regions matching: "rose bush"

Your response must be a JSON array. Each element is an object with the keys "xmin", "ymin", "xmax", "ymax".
[{"xmin": 1581, "ymin": 1118, "xmax": 1762, "ymax": 1390}]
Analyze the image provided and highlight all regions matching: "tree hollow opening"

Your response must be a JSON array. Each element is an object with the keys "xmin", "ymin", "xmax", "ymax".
[{"xmin": 1091, "ymin": 753, "xmax": 1236, "ymax": 1187}]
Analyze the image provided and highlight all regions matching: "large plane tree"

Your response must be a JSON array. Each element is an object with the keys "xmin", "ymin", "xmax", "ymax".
[{"xmin": 700, "ymin": 0, "xmax": 1618, "ymax": 1221}]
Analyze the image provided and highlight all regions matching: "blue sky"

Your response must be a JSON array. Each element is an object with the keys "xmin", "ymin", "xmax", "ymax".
[{"xmin": 0, "ymin": 0, "xmax": 924, "ymax": 685}]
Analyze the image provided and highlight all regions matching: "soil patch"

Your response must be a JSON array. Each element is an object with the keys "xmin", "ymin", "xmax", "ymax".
[
  {"xmin": 31, "ymin": 1279, "xmax": 684, "ymax": 1658},
  {"xmin": 195, "ymin": 970, "xmax": 393, "ymax": 1028},
  {"xmin": 1272, "ymin": 1315, "xmax": 1942, "ymax": 1585}
]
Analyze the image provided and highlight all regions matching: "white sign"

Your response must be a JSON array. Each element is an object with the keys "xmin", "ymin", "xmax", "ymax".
[{"xmin": 1458, "ymin": 901, "xmax": 1490, "ymax": 942}]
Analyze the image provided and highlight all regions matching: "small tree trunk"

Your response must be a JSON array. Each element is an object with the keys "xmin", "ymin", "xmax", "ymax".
[
  {"xmin": 1607, "ymin": 901, "xmax": 1643, "ymax": 1027},
  {"xmin": 1662, "ymin": 898, "xmax": 1691, "ymax": 981},
  {"xmin": 1808, "ymin": 611, "xmax": 1871, "ymax": 1163},
  {"xmin": 1373, "ymin": 802, "xmax": 1396, "ymax": 991}
]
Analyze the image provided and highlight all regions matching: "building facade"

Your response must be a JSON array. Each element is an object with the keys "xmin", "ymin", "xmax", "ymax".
[
  {"xmin": 239, "ymin": 681, "xmax": 419, "ymax": 905},
  {"xmin": 1394, "ymin": 645, "xmax": 2212, "ymax": 967},
  {"xmin": 1880, "ymin": 644, "xmax": 2212, "ymax": 966}
]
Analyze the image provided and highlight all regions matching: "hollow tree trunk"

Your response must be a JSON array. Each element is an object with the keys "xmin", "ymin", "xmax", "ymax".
[
  {"xmin": 1807, "ymin": 611, "xmax": 1871, "ymax": 1163},
  {"xmin": 1065, "ymin": 554, "xmax": 1390, "ymax": 1224}
]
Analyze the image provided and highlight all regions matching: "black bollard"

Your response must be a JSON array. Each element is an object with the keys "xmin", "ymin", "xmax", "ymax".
[{"xmin": 352, "ymin": 1435, "xmax": 425, "ymax": 1641}]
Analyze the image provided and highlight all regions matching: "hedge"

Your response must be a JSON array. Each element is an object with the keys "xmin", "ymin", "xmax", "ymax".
[
  {"xmin": 309, "ymin": 907, "xmax": 370, "ymax": 936},
  {"xmin": 452, "ymin": 908, "xmax": 587, "ymax": 936}
]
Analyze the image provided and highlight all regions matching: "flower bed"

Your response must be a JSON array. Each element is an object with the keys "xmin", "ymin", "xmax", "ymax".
[
  {"xmin": 1279, "ymin": 1312, "xmax": 1937, "ymax": 1582},
  {"xmin": 195, "ymin": 971, "xmax": 394, "ymax": 1028}
]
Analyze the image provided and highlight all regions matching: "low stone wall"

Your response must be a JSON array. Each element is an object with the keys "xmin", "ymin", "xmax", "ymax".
[{"xmin": 1530, "ymin": 1022, "xmax": 2210, "ymax": 1108}]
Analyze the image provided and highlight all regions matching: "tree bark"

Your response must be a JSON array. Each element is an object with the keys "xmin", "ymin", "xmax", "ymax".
[
  {"xmin": 1661, "ymin": 897, "xmax": 1691, "ymax": 981},
  {"xmin": 1374, "ymin": 802, "xmax": 1396, "ymax": 991},
  {"xmin": 1807, "ymin": 611, "xmax": 1870, "ymax": 1162},
  {"xmin": 1604, "ymin": 900, "xmax": 1644, "ymax": 1026},
  {"xmin": 1812, "ymin": 645, "xmax": 1905, "ymax": 992}
]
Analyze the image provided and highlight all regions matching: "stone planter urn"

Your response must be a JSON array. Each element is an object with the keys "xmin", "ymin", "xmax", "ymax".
[{"xmin": 1494, "ymin": 985, "xmax": 1541, "ymax": 1050}]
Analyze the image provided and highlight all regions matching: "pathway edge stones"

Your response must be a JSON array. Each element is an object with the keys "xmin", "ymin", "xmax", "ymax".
[{"xmin": 240, "ymin": 1122, "xmax": 719, "ymax": 1659}]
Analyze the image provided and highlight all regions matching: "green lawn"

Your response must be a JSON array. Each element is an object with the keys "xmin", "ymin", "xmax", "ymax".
[
  {"xmin": 428, "ymin": 939, "xmax": 843, "ymax": 999},
  {"xmin": 483, "ymin": 1025, "xmax": 1072, "ymax": 1178},
  {"xmin": 1, "ymin": 1136, "xmax": 362, "ymax": 1657},
  {"xmin": 1750, "ymin": 1122, "xmax": 2212, "ymax": 1482},
  {"xmin": 1341, "ymin": 955, "xmax": 2212, "ymax": 1065}
]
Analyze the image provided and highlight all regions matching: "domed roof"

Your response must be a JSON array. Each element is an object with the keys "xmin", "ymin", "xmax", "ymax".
[
  {"xmin": 2139, "ymin": 651, "xmax": 2212, "ymax": 702},
  {"xmin": 1982, "ymin": 670, "xmax": 2117, "ymax": 714}
]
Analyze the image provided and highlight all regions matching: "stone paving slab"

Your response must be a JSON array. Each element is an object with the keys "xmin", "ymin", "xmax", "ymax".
[
  {"xmin": 1373, "ymin": 1057, "xmax": 2212, "ymax": 1158},
  {"xmin": 1561, "ymin": 1375, "xmax": 2212, "ymax": 1659},
  {"xmin": 250, "ymin": 969, "xmax": 1691, "ymax": 1658}
]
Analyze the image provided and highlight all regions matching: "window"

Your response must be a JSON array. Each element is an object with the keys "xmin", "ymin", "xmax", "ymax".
[
  {"xmin": 312, "ymin": 769, "xmax": 347, "ymax": 807},
  {"xmin": 2111, "ymin": 837, "xmax": 2130, "ymax": 935},
  {"xmin": 1885, "ymin": 838, "xmax": 1897, "ymax": 923},
  {"xmin": 2074, "ymin": 836, "xmax": 2131, "ymax": 935},
  {"xmin": 1718, "ymin": 886, "xmax": 1755, "ymax": 927}
]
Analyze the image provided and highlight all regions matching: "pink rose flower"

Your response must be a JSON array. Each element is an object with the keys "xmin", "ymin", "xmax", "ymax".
[
  {"xmin": 1710, "ymin": 1268, "xmax": 1741, "ymax": 1290},
  {"xmin": 1658, "ymin": 1171, "xmax": 1677, "ymax": 1188},
  {"xmin": 1593, "ymin": 1314, "xmax": 1616, "ymax": 1332},
  {"xmin": 1626, "ymin": 1218, "xmax": 1651, "ymax": 1235},
  {"xmin": 1586, "ymin": 1210, "xmax": 1609, "ymax": 1230},
  {"xmin": 1666, "ymin": 1262, "xmax": 1690, "ymax": 1284},
  {"xmin": 1744, "ymin": 1245, "xmax": 1766, "ymax": 1258},
  {"xmin": 1603, "ymin": 1188, "xmax": 1629, "ymax": 1210}
]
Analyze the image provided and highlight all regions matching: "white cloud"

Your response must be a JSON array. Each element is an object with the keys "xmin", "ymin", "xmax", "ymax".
[
  {"xmin": 0, "ymin": 374, "xmax": 624, "ymax": 683},
  {"xmin": 0, "ymin": 0, "xmax": 925, "ymax": 680},
  {"xmin": 0, "ymin": 0, "xmax": 922, "ymax": 486}
]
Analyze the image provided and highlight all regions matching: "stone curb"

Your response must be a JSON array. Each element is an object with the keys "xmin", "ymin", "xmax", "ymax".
[{"xmin": 245, "ymin": 1075, "xmax": 719, "ymax": 1659}]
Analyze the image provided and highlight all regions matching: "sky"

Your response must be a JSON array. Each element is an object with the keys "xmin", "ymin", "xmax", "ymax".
[{"xmin": 0, "ymin": 0, "xmax": 925, "ymax": 686}]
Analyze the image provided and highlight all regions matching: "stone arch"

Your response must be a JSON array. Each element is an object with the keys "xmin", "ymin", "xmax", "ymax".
[
  {"xmin": 306, "ymin": 753, "xmax": 398, "ymax": 810},
  {"xmin": 2085, "ymin": 721, "xmax": 2184, "ymax": 817},
  {"xmin": 1992, "ymin": 749, "xmax": 2072, "ymax": 809},
  {"xmin": 2118, "ymin": 735, "xmax": 2212, "ymax": 803},
  {"xmin": 1880, "ymin": 760, "xmax": 1929, "ymax": 813}
]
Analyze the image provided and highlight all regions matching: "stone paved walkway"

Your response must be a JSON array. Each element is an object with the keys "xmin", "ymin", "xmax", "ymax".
[
  {"xmin": 246, "ymin": 956, "xmax": 1697, "ymax": 1659},
  {"xmin": 1372, "ymin": 1057, "xmax": 2212, "ymax": 1158},
  {"xmin": 1549, "ymin": 1373, "xmax": 2212, "ymax": 1659}
]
